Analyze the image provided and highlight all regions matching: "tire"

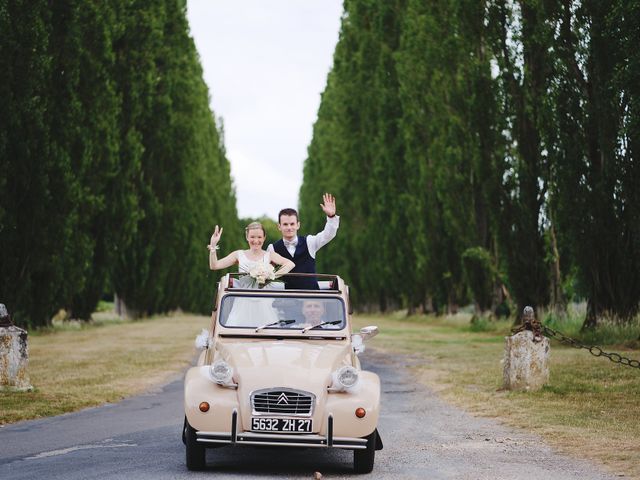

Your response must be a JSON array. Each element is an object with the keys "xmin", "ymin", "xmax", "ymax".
[
  {"xmin": 185, "ymin": 419, "xmax": 206, "ymax": 471},
  {"xmin": 353, "ymin": 430, "xmax": 376, "ymax": 474}
]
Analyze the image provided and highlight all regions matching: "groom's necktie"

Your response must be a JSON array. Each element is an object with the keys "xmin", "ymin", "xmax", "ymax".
[{"xmin": 284, "ymin": 238, "xmax": 298, "ymax": 256}]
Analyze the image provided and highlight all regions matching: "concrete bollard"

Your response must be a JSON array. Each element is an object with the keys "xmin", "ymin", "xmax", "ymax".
[
  {"xmin": 502, "ymin": 306, "xmax": 550, "ymax": 391},
  {"xmin": 0, "ymin": 304, "xmax": 33, "ymax": 391}
]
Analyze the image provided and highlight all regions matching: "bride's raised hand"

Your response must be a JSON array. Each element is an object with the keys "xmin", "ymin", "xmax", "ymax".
[{"xmin": 209, "ymin": 225, "xmax": 223, "ymax": 249}]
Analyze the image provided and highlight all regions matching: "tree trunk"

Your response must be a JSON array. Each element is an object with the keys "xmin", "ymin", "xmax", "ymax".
[{"xmin": 548, "ymin": 221, "xmax": 566, "ymax": 315}]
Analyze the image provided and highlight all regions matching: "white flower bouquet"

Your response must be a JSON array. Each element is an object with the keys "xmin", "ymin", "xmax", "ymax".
[
  {"xmin": 248, "ymin": 263, "xmax": 277, "ymax": 287},
  {"xmin": 194, "ymin": 329, "xmax": 210, "ymax": 350}
]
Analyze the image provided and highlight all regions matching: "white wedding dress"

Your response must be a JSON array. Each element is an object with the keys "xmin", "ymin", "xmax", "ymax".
[
  {"xmin": 225, "ymin": 251, "xmax": 280, "ymax": 327},
  {"xmin": 236, "ymin": 250, "xmax": 271, "ymax": 286}
]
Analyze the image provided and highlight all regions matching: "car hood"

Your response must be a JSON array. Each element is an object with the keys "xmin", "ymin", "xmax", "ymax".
[{"xmin": 215, "ymin": 339, "xmax": 352, "ymax": 395}]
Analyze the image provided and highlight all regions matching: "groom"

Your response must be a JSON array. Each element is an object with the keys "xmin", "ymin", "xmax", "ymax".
[{"xmin": 268, "ymin": 193, "xmax": 339, "ymax": 289}]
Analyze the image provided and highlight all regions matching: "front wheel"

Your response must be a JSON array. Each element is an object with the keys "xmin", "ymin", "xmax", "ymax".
[
  {"xmin": 185, "ymin": 419, "xmax": 206, "ymax": 471},
  {"xmin": 353, "ymin": 430, "xmax": 376, "ymax": 473}
]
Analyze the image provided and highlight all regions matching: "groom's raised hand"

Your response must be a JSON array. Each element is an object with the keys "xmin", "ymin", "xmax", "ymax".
[{"xmin": 320, "ymin": 193, "xmax": 337, "ymax": 218}]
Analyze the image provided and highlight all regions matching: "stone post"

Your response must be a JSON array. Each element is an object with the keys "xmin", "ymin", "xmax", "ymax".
[
  {"xmin": 0, "ymin": 304, "xmax": 33, "ymax": 391},
  {"xmin": 502, "ymin": 306, "xmax": 550, "ymax": 391}
]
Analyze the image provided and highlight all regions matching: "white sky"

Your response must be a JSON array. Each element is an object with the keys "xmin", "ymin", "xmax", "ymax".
[{"xmin": 186, "ymin": 1, "xmax": 343, "ymax": 220}]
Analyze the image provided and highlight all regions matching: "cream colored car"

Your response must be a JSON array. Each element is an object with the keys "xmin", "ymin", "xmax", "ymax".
[{"xmin": 183, "ymin": 273, "xmax": 383, "ymax": 473}]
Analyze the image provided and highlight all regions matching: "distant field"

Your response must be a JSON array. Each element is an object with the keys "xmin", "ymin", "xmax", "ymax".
[{"xmin": 354, "ymin": 312, "xmax": 640, "ymax": 479}]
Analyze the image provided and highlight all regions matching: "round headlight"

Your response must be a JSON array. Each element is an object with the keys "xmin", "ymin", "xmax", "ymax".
[
  {"xmin": 209, "ymin": 360, "xmax": 233, "ymax": 384},
  {"xmin": 336, "ymin": 366, "xmax": 360, "ymax": 389}
]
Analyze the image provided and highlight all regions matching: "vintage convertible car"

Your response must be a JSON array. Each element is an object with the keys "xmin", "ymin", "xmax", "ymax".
[{"xmin": 183, "ymin": 273, "xmax": 383, "ymax": 473}]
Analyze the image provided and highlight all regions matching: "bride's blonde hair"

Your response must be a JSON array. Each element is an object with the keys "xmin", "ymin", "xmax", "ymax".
[{"xmin": 245, "ymin": 221, "xmax": 266, "ymax": 237}]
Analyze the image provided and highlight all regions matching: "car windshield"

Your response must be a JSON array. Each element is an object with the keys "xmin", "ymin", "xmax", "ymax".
[{"xmin": 219, "ymin": 295, "xmax": 346, "ymax": 330}]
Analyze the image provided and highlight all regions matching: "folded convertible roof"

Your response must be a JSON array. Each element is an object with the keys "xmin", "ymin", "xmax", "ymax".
[{"xmin": 221, "ymin": 273, "xmax": 343, "ymax": 293}]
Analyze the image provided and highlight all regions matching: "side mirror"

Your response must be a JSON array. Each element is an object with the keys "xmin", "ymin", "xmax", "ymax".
[
  {"xmin": 351, "ymin": 326, "xmax": 379, "ymax": 355},
  {"xmin": 359, "ymin": 325, "xmax": 379, "ymax": 340}
]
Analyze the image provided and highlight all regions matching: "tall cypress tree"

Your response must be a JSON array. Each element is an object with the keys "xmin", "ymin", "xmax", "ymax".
[
  {"xmin": 397, "ymin": 0, "xmax": 502, "ymax": 315},
  {"xmin": 45, "ymin": 1, "xmax": 125, "ymax": 320},
  {"xmin": 112, "ymin": 0, "xmax": 240, "ymax": 316},
  {"xmin": 0, "ymin": 1, "xmax": 77, "ymax": 327}
]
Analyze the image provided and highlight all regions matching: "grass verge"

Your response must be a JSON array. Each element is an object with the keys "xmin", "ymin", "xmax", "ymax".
[
  {"xmin": 354, "ymin": 312, "xmax": 640, "ymax": 479},
  {"xmin": 0, "ymin": 312, "xmax": 209, "ymax": 425}
]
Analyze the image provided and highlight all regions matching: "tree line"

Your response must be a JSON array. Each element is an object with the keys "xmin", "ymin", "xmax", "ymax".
[
  {"xmin": 299, "ymin": 0, "xmax": 640, "ymax": 328},
  {"xmin": 0, "ymin": 0, "xmax": 241, "ymax": 328}
]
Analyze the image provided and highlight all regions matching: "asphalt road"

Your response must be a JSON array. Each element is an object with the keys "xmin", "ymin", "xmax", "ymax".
[{"xmin": 0, "ymin": 349, "xmax": 617, "ymax": 480}]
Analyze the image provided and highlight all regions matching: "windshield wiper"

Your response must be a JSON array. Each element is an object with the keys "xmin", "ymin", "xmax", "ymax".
[
  {"xmin": 255, "ymin": 319, "xmax": 295, "ymax": 332},
  {"xmin": 301, "ymin": 320, "xmax": 342, "ymax": 333}
]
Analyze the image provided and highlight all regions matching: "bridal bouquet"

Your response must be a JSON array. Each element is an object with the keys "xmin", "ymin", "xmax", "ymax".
[{"xmin": 249, "ymin": 263, "xmax": 277, "ymax": 287}]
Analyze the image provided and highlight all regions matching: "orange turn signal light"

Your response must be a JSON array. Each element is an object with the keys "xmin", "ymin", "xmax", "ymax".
[
  {"xmin": 199, "ymin": 402, "xmax": 210, "ymax": 413},
  {"xmin": 355, "ymin": 407, "xmax": 366, "ymax": 418}
]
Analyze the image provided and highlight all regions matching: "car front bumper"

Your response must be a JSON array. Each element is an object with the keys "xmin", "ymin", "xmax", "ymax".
[{"xmin": 196, "ymin": 410, "xmax": 368, "ymax": 450}]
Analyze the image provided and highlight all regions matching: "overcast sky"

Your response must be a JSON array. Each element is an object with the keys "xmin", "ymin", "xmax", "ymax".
[{"xmin": 186, "ymin": 1, "xmax": 343, "ymax": 220}]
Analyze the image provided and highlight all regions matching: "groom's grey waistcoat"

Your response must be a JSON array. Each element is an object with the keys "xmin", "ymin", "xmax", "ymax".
[{"xmin": 273, "ymin": 236, "xmax": 319, "ymax": 290}]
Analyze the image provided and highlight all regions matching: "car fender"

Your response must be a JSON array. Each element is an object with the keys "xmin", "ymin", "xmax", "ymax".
[
  {"xmin": 184, "ymin": 366, "xmax": 240, "ymax": 432},
  {"xmin": 322, "ymin": 370, "xmax": 380, "ymax": 438}
]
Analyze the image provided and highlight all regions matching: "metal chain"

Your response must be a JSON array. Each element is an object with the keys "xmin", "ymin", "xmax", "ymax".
[{"xmin": 542, "ymin": 325, "xmax": 640, "ymax": 369}]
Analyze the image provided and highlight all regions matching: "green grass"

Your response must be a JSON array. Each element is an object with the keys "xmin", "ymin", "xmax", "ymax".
[
  {"xmin": 467, "ymin": 315, "xmax": 512, "ymax": 333},
  {"xmin": 95, "ymin": 300, "xmax": 116, "ymax": 313},
  {"xmin": 28, "ymin": 309, "xmax": 127, "ymax": 335},
  {"xmin": 1, "ymin": 312, "xmax": 209, "ymax": 424},
  {"xmin": 541, "ymin": 304, "xmax": 640, "ymax": 347},
  {"xmin": 354, "ymin": 312, "xmax": 640, "ymax": 479}
]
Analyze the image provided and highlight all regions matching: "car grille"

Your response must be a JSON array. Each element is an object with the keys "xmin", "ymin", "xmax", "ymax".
[{"xmin": 251, "ymin": 388, "xmax": 315, "ymax": 416}]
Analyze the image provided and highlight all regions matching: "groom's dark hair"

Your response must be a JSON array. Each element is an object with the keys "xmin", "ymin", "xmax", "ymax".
[{"xmin": 278, "ymin": 208, "xmax": 299, "ymax": 223}]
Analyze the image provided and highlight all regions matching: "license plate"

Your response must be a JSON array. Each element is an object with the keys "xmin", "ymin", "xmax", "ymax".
[{"xmin": 251, "ymin": 417, "xmax": 312, "ymax": 433}]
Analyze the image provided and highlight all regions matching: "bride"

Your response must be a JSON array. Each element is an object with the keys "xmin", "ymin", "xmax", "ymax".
[
  {"xmin": 208, "ymin": 222, "xmax": 295, "ymax": 280},
  {"xmin": 208, "ymin": 222, "xmax": 295, "ymax": 326}
]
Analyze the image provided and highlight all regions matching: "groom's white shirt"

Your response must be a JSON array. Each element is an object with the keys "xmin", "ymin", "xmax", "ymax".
[{"xmin": 268, "ymin": 215, "xmax": 340, "ymax": 258}]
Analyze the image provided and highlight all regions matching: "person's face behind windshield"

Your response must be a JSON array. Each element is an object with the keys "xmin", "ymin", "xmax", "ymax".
[{"xmin": 302, "ymin": 300, "xmax": 325, "ymax": 325}]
